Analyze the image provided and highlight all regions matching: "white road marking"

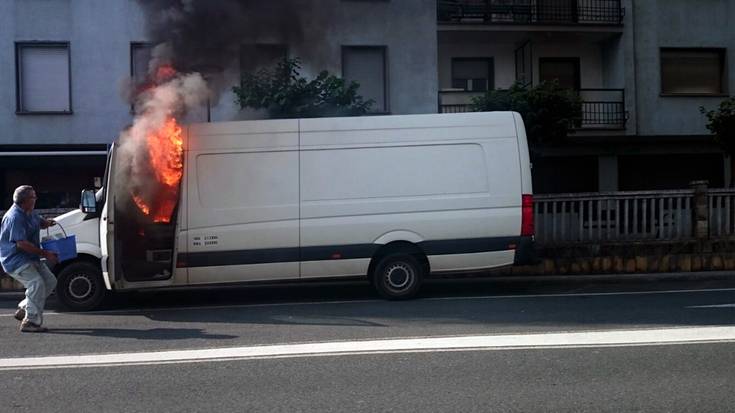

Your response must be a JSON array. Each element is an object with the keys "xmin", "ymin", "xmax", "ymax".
[
  {"xmin": 2, "ymin": 287, "xmax": 735, "ymax": 318},
  {"xmin": 687, "ymin": 304, "xmax": 735, "ymax": 308},
  {"xmin": 1, "ymin": 326, "xmax": 734, "ymax": 371},
  {"xmin": 423, "ymin": 287, "xmax": 735, "ymax": 302}
]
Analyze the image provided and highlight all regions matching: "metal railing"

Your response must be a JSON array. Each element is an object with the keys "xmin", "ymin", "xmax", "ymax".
[
  {"xmin": 438, "ymin": 0, "xmax": 625, "ymax": 26},
  {"xmin": 708, "ymin": 189, "xmax": 735, "ymax": 237},
  {"xmin": 441, "ymin": 104, "xmax": 474, "ymax": 113},
  {"xmin": 438, "ymin": 90, "xmax": 483, "ymax": 114},
  {"xmin": 535, "ymin": 188, "xmax": 735, "ymax": 246},
  {"xmin": 535, "ymin": 190, "xmax": 695, "ymax": 246},
  {"xmin": 439, "ymin": 89, "xmax": 627, "ymax": 129},
  {"xmin": 577, "ymin": 89, "xmax": 627, "ymax": 129}
]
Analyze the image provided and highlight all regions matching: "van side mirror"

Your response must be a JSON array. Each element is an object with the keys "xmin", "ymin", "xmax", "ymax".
[{"xmin": 80, "ymin": 189, "xmax": 97, "ymax": 214}]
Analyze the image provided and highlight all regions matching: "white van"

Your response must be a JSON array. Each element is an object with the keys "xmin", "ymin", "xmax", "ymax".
[{"xmin": 49, "ymin": 111, "xmax": 535, "ymax": 310}]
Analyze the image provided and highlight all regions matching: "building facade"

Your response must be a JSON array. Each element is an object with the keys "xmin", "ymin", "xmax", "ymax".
[
  {"xmin": 438, "ymin": 0, "xmax": 735, "ymax": 193},
  {"xmin": 0, "ymin": 0, "xmax": 438, "ymax": 208},
  {"xmin": 2, "ymin": 0, "xmax": 734, "ymax": 208}
]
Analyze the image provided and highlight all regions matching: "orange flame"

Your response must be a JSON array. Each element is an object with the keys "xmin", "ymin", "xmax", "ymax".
[
  {"xmin": 148, "ymin": 118, "xmax": 184, "ymax": 187},
  {"xmin": 132, "ymin": 116, "xmax": 183, "ymax": 223},
  {"xmin": 155, "ymin": 65, "xmax": 177, "ymax": 83},
  {"xmin": 132, "ymin": 195, "xmax": 150, "ymax": 216}
]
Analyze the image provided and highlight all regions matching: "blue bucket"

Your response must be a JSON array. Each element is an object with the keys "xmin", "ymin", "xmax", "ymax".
[{"xmin": 41, "ymin": 224, "xmax": 77, "ymax": 262}]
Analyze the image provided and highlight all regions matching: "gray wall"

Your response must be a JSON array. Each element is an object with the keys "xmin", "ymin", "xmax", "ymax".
[
  {"xmin": 632, "ymin": 0, "xmax": 735, "ymax": 136},
  {"xmin": 216, "ymin": 0, "xmax": 439, "ymax": 121},
  {"xmin": 0, "ymin": 0, "xmax": 147, "ymax": 145},
  {"xmin": 1, "ymin": 0, "xmax": 439, "ymax": 145}
]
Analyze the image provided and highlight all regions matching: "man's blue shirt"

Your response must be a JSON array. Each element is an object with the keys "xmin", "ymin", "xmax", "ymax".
[{"xmin": 0, "ymin": 204, "xmax": 41, "ymax": 273}]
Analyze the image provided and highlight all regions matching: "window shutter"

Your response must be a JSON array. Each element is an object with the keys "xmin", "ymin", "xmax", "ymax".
[
  {"xmin": 661, "ymin": 49, "xmax": 724, "ymax": 95},
  {"xmin": 20, "ymin": 46, "xmax": 70, "ymax": 112},
  {"xmin": 343, "ymin": 47, "xmax": 387, "ymax": 112}
]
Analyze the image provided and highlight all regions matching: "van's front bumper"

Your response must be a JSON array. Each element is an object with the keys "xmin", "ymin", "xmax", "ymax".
[{"xmin": 513, "ymin": 236, "xmax": 540, "ymax": 266}]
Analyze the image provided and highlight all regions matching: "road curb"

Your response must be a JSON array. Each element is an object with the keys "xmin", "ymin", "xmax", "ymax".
[{"xmin": 1, "ymin": 271, "xmax": 733, "ymax": 300}]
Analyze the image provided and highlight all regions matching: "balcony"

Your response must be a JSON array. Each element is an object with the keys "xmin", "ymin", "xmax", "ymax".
[
  {"xmin": 439, "ymin": 88, "xmax": 627, "ymax": 130},
  {"xmin": 438, "ymin": 0, "xmax": 625, "ymax": 26},
  {"xmin": 577, "ymin": 89, "xmax": 626, "ymax": 130}
]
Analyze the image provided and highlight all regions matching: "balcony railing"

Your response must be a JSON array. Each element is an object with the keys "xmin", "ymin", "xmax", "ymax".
[
  {"xmin": 438, "ymin": 88, "xmax": 627, "ymax": 130},
  {"xmin": 438, "ymin": 0, "xmax": 625, "ymax": 26},
  {"xmin": 438, "ymin": 90, "xmax": 483, "ymax": 114},
  {"xmin": 577, "ymin": 88, "xmax": 627, "ymax": 130}
]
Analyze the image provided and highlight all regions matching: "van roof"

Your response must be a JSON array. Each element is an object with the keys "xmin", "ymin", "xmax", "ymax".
[{"xmin": 187, "ymin": 111, "xmax": 518, "ymax": 136}]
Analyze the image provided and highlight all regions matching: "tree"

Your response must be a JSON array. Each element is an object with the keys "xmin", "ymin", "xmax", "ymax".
[
  {"xmin": 232, "ymin": 58, "xmax": 373, "ymax": 119},
  {"xmin": 470, "ymin": 81, "xmax": 583, "ymax": 147},
  {"xmin": 701, "ymin": 98, "xmax": 735, "ymax": 156}
]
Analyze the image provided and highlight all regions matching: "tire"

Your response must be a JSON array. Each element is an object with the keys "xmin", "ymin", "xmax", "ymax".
[
  {"xmin": 371, "ymin": 253, "xmax": 424, "ymax": 300},
  {"xmin": 55, "ymin": 261, "xmax": 106, "ymax": 311}
]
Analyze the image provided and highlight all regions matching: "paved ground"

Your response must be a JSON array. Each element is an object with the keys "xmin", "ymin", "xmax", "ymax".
[{"xmin": 1, "ymin": 274, "xmax": 734, "ymax": 412}]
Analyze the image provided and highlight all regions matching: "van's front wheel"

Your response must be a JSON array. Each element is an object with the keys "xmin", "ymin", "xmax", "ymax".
[
  {"xmin": 371, "ymin": 253, "xmax": 424, "ymax": 300},
  {"xmin": 56, "ymin": 261, "xmax": 106, "ymax": 311}
]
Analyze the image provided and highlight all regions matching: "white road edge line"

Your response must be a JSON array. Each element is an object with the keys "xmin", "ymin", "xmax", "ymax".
[
  {"xmin": 1, "ymin": 326, "xmax": 735, "ymax": 371},
  {"xmin": 687, "ymin": 303, "xmax": 735, "ymax": 308},
  {"xmin": 2, "ymin": 287, "xmax": 735, "ymax": 318}
]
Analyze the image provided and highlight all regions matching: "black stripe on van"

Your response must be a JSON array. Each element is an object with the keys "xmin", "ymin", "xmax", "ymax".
[{"xmin": 177, "ymin": 236, "xmax": 521, "ymax": 268}]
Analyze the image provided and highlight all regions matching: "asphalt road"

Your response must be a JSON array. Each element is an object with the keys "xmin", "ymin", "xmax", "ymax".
[{"xmin": 1, "ymin": 274, "xmax": 734, "ymax": 412}]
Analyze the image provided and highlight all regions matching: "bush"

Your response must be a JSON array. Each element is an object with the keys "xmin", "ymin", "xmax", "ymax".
[
  {"xmin": 232, "ymin": 58, "xmax": 373, "ymax": 119},
  {"xmin": 701, "ymin": 98, "xmax": 735, "ymax": 156},
  {"xmin": 471, "ymin": 81, "xmax": 583, "ymax": 146}
]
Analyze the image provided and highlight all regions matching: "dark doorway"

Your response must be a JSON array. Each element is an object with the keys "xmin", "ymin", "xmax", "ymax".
[
  {"xmin": 532, "ymin": 156, "xmax": 599, "ymax": 194},
  {"xmin": 539, "ymin": 57, "xmax": 580, "ymax": 90},
  {"xmin": 618, "ymin": 154, "xmax": 725, "ymax": 190},
  {"xmin": 0, "ymin": 155, "xmax": 106, "ymax": 209}
]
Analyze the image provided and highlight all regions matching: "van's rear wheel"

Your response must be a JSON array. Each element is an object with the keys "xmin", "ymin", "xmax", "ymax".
[
  {"xmin": 56, "ymin": 261, "xmax": 106, "ymax": 311},
  {"xmin": 371, "ymin": 253, "xmax": 424, "ymax": 300}
]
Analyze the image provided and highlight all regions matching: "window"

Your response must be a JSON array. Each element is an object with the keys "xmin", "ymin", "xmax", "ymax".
[
  {"xmin": 240, "ymin": 44, "xmax": 288, "ymax": 76},
  {"xmin": 661, "ymin": 48, "xmax": 726, "ymax": 95},
  {"xmin": 342, "ymin": 46, "xmax": 388, "ymax": 113},
  {"xmin": 16, "ymin": 43, "xmax": 71, "ymax": 114},
  {"xmin": 452, "ymin": 58, "xmax": 495, "ymax": 92},
  {"xmin": 131, "ymin": 43, "xmax": 153, "ymax": 84},
  {"xmin": 452, "ymin": 58, "xmax": 494, "ymax": 92}
]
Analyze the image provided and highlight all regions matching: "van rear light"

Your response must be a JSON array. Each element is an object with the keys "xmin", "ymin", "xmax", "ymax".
[{"xmin": 521, "ymin": 194, "xmax": 534, "ymax": 237}]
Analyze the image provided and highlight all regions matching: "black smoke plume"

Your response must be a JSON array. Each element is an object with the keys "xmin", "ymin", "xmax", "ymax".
[{"xmin": 136, "ymin": 0, "xmax": 309, "ymax": 78}]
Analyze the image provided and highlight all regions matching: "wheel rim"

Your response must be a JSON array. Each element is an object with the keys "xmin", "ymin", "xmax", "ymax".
[
  {"xmin": 384, "ymin": 262, "xmax": 414, "ymax": 292},
  {"xmin": 68, "ymin": 274, "xmax": 95, "ymax": 301}
]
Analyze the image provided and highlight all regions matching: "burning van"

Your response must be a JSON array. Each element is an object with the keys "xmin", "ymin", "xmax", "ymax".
[{"xmin": 47, "ymin": 111, "xmax": 536, "ymax": 311}]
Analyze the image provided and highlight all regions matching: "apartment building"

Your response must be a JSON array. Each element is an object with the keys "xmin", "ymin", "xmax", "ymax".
[
  {"xmin": 0, "ymin": 0, "xmax": 437, "ymax": 208},
  {"xmin": 438, "ymin": 0, "xmax": 735, "ymax": 193},
  {"xmin": 2, "ymin": 0, "xmax": 733, "ymax": 207}
]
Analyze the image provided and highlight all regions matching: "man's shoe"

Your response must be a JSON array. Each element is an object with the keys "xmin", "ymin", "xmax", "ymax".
[
  {"xmin": 14, "ymin": 308, "xmax": 25, "ymax": 322},
  {"xmin": 20, "ymin": 321, "xmax": 48, "ymax": 333}
]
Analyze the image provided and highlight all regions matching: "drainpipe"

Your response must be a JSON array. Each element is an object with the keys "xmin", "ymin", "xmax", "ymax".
[{"xmin": 629, "ymin": 0, "xmax": 639, "ymax": 136}]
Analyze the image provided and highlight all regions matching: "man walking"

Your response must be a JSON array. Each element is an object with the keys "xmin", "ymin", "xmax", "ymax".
[{"xmin": 0, "ymin": 185, "xmax": 59, "ymax": 333}]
